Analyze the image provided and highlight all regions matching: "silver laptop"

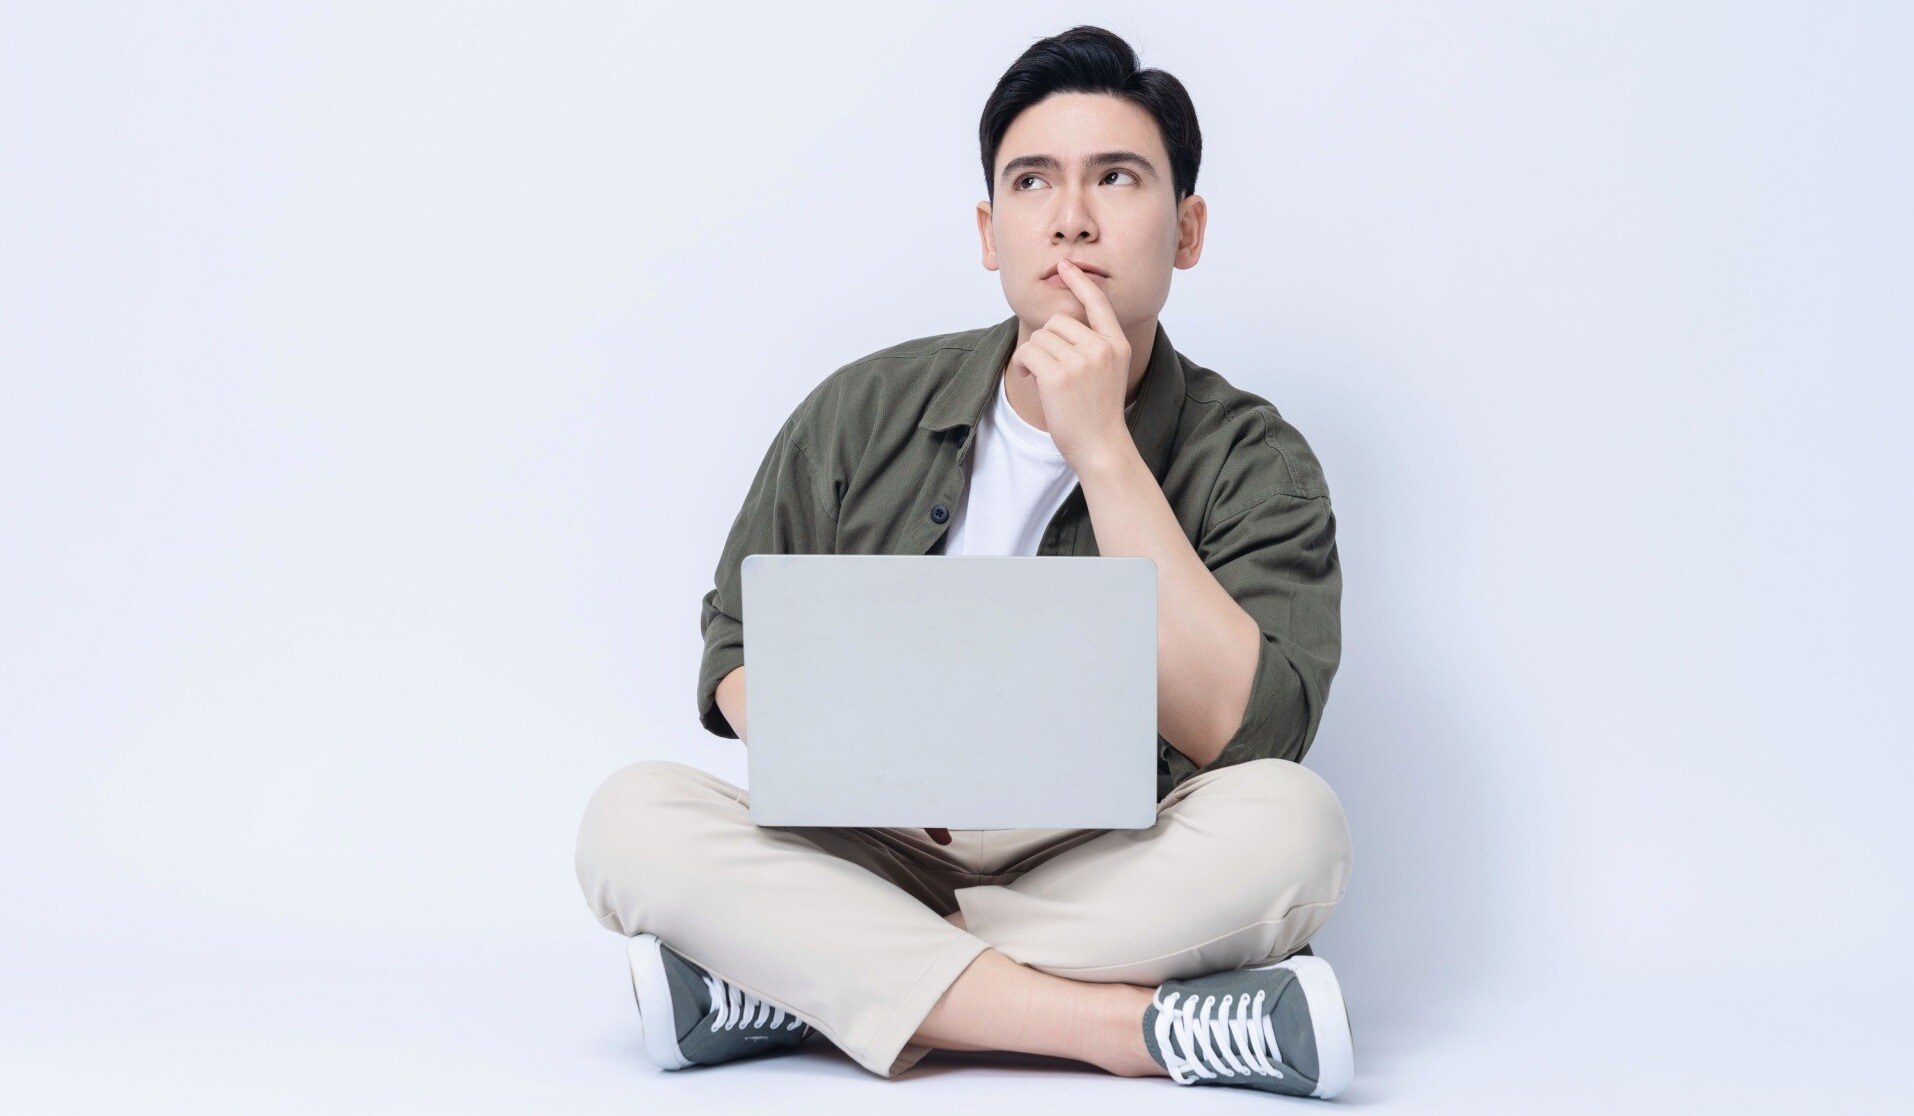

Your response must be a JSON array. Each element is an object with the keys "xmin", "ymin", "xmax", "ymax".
[{"xmin": 740, "ymin": 554, "xmax": 1158, "ymax": 830}]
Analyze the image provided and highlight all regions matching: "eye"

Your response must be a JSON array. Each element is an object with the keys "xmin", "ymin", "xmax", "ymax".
[{"xmin": 1011, "ymin": 169, "xmax": 1138, "ymax": 191}]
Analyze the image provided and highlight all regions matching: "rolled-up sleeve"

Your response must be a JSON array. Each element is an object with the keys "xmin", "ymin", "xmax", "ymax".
[
  {"xmin": 1188, "ymin": 489, "xmax": 1342, "ymax": 775},
  {"xmin": 697, "ymin": 415, "xmax": 836, "ymax": 738}
]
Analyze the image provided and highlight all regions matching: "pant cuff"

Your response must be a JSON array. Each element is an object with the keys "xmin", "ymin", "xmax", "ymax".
[{"xmin": 850, "ymin": 931, "xmax": 992, "ymax": 1079}]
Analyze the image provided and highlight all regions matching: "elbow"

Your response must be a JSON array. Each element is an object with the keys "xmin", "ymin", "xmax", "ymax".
[{"xmin": 1272, "ymin": 658, "xmax": 1327, "ymax": 764}]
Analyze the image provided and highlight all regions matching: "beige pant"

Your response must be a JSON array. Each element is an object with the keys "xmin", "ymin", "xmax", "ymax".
[{"xmin": 574, "ymin": 755, "xmax": 1353, "ymax": 1078}]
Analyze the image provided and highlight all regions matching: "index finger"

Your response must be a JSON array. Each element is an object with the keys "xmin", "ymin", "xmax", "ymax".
[{"xmin": 1055, "ymin": 259, "xmax": 1123, "ymax": 340}]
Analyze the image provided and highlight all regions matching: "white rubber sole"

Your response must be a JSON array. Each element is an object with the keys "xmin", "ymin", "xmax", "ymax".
[
  {"xmin": 626, "ymin": 933, "xmax": 691, "ymax": 1071},
  {"xmin": 1252, "ymin": 953, "xmax": 1355, "ymax": 1099}
]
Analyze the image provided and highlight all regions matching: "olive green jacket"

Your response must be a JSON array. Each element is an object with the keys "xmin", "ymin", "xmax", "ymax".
[{"xmin": 698, "ymin": 313, "xmax": 1341, "ymax": 801}]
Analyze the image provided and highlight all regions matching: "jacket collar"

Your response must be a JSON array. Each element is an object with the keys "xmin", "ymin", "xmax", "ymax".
[{"xmin": 918, "ymin": 313, "xmax": 1185, "ymax": 485}]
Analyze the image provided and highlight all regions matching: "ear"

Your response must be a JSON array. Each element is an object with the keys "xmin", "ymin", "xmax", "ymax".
[
  {"xmin": 976, "ymin": 200, "xmax": 999, "ymax": 272},
  {"xmin": 1174, "ymin": 194, "xmax": 1207, "ymax": 270}
]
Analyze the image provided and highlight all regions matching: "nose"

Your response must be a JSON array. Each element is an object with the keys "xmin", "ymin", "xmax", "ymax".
[{"xmin": 1049, "ymin": 186, "xmax": 1097, "ymax": 245}]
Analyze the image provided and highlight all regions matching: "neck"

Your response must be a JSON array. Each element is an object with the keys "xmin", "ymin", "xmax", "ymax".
[{"xmin": 1005, "ymin": 315, "xmax": 1155, "ymax": 433}]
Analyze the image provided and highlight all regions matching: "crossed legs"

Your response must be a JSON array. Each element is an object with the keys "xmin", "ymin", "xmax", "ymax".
[
  {"xmin": 911, "ymin": 911, "xmax": 1167, "ymax": 1077},
  {"xmin": 576, "ymin": 755, "xmax": 1352, "ymax": 1079}
]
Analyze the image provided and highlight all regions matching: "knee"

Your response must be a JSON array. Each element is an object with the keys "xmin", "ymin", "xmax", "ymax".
[
  {"xmin": 574, "ymin": 760, "xmax": 710, "ymax": 886},
  {"xmin": 1208, "ymin": 756, "xmax": 1344, "ymax": 818},
  {"xmin": 1202, "ymin": 758, "xmax": 1353, "ymax": 886},
  {"xmin": 583, "ymin": 758, "xmax": 708, "ymax": 814}
]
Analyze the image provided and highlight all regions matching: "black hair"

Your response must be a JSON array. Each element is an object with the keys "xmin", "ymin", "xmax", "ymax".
[{"xmin": 978, "ymin": 25, "xmax": 1201, "ymax": 206}]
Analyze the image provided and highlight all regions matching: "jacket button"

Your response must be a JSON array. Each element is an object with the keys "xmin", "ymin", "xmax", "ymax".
[{"xmin": 930, "ymin": 503, "xmax": 949, "ymax": 524}]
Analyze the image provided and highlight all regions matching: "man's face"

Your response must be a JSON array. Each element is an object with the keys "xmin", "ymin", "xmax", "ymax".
[{"xmin": 977, "ymin": 92, "xmax": 1203, "ymax": 335}]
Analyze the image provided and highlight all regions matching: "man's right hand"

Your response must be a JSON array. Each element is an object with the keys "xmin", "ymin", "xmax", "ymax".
[{"xmin": 729, "ymin": 666, "xmax": 951, "ymax": 845}]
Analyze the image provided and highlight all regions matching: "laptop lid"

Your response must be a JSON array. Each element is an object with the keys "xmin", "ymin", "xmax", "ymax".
[{"xmin": 739, "ymin": 554, "xmax": 1157, "ymax": 830}]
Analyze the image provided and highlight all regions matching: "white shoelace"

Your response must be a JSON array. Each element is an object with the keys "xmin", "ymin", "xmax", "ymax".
[
  {"xmin": 704, "ymin": 973, "xmax": 805, "ymax": 1032},
  {"xmin": 1152, "ymin": 988, "xmax": 1288, "ymax": 1085}
]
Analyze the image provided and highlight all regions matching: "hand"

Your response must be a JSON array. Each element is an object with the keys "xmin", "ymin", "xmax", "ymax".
[
  {"xmin": 925, "ymin": 828, "xmax": 951, "ymax": 845},
  {"xmin": 1005, "ymin": 258, "xmax": 1134, "ymax": 471}
]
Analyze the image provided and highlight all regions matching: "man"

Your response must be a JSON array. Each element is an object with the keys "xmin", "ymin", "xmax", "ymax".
[{"xmin": 576, "ymin": 25, "xmax": 1355, "ymax": 1099}]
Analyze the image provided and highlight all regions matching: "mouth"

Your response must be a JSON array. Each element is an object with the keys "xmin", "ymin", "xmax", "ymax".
[
  {"xmin": 1041, "ymin": 260, "xmax": 1110, "ymax": 281},
  {"xmin": 1041, "ymin": 262, "xmax": 1110, "ymax": 287}
]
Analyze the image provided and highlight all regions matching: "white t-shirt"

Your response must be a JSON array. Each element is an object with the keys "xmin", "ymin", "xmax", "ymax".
[{"xmin": 942, "ymin": 373, "xmax": 1137, "ymax": 557}]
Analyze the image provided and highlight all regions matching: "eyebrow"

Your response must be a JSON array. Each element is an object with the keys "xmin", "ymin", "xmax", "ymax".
[{"xmin": 998, "ymin": 150, "xmax": 1161, "ymax": 185}]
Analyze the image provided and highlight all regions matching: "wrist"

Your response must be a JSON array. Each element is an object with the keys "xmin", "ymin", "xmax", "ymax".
[{"xmin": 1073, "ymin": 436, "xmax": 1145, "ymax": 489}]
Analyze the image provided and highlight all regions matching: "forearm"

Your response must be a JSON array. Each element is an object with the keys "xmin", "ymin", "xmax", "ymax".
[
  {"xmin": 1076, "ymin": 445, "xmax": 1261, "ymax": 769},
  {"xmin": 716, "ymin": 665, "xmax": 748, "ymax": 744}
]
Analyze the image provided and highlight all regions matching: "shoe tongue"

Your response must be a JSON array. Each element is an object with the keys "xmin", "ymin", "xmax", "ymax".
[
  {"xmin": 1144, "ymin": 970, "xmax": 1320, "ymax": 1083},
  {"xmin": 661, "ymin": 946, "xmax": 804, "ymax": 1035},
  {"xmin": 707, "ymin": 978, "xmax": 790, "ymax": 1030}
]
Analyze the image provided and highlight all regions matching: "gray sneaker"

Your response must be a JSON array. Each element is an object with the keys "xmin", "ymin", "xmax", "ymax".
[
  {"xmin": 625, "ymin": 932, "xmax": 815, "ymax": 1070},
  {"xmin": 1141, "ymin": 953, "xmax": 1355, "ymax": 1099}
]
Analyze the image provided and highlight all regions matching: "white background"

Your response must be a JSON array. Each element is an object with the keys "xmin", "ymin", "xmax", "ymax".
[{"xmin": 3, "ymin": 2, "xmax": 1908, "ymax": 1112}]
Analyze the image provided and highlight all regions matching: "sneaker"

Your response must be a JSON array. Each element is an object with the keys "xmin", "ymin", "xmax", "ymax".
[
  {"xmin": 1141, "ymin": 952, "xmax": 1355, "ymax": 1099},
  {"xmin": 625, "ymin": 932, "xmax": 815, "ymax": 1070}
]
